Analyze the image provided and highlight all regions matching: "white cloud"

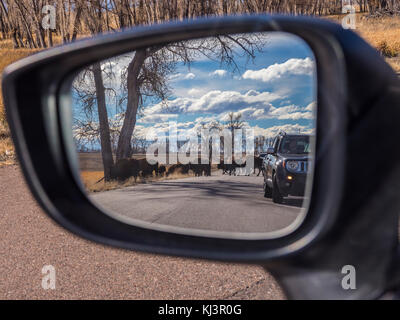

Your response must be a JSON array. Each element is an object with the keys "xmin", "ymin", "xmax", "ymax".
[
  {"xmin": 141, "ymin": 89, "xmax": 314, "ymax": 122},
  {"xmin": 305, "ymin": 101, "xmax": 316, "ymax": 111},
  {"xmin": 242, "ymin": 57, "xmax": 315, "ymax": 83},
  {"xmin": 187, "ymin": 88, "xmax": 205, "ymax": 97},
  {"xmin": 145, "ymin": 89, "xmax": 282, "ymax": 116},
  {"xmin": 169, "ymin": 72, "xmax": 196, "ymax": 81},
  {"xmin": 219, "ymin": 103, "xmax": 314, "ymax": 121},
  {"xmin": 276, "ymin": 112, "xmax": 314, "ymax": 120},
  {"xmin": 269, "ymin": 105, "xmax": 313, "ymax": 120},
  {"xmin": 184, "ymin": 72, "xmax": 196, "ymax": 80},
  {"xmin": 169, "ymin": 73, "xmax": 182, "ymax": 81},
  {"xmin": 219, "ymin": 108, "xmax": 267, "ymax": 122},
  {"xmin": 187, "ymin": 90, "xmax": 278, "ymax": 113},
  {"xmin": 75, "ymin": 119, "xmax": 314, "ymax": 145},
  {"xmin": 251, "ymin": 124, "xmax": 314, "ymax": 138},
  {"xmin": 194, "ymin": 116, "xmax": 219, "ymax": 124},
  {"xmin": 210, "ymin": 69, "xmax": 227, "ymax": 78},
  {"xmin": 137, "ymin": 113, "xmax": 178, "ymax": 124}
]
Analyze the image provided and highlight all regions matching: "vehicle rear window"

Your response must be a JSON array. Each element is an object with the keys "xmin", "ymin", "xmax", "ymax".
[{"xmin": 279, "ymin": 136, "xmax": 310, "ymax": 154}]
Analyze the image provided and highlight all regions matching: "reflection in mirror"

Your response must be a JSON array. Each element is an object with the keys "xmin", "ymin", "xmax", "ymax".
[{"xmin": 71, "ymin": 32, "xmax": 317, "ymax": 239}]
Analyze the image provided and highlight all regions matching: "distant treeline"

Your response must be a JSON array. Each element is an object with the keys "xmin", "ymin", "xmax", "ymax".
[{"xmin": 0, "ymin": 0, "xmax": 399, "ymax": 49}]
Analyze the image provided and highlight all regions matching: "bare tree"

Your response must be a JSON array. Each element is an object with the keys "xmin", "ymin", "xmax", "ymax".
[
  {"xmin": 73, "ymin": 33, "xmax": 263, "ymax": 179},
  {"xmin": 115, "ymin": 34, "xmax": 262, "ymax": 162},
  {"xmin": 224, "ymin": 112, "xmax": 244, "ymax": 155},
  {"xmin": 92, "ymin": 62, "xmax": 115, "ymax": 180}
]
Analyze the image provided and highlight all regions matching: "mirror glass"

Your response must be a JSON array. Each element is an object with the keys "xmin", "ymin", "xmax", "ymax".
[{"xmin": 70, "ymin": 31, "xmax": 317, "ymax": 239}]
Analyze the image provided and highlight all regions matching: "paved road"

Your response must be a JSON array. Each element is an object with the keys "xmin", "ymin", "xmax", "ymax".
[
  {"xmin": 91, "ymin": 174, "xmax": 303, "ymax": 234},
  {"xmin": 0, "ymin": 165, "xmax": 284, "ymax": 299}
]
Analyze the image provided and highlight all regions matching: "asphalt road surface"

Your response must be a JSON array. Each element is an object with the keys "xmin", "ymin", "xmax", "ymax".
[
  {"xmin": 91, "ymin": 173, "xmax": 303, "ymax": 234},
  {"xmin": 0, "ymin": 165, "xmax": 284, "ymax": 299}
]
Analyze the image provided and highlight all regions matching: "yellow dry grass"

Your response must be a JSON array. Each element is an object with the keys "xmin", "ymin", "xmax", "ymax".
[
  {"xmin": 81, "ymin": 169, "xmax": 200, "ymax": 193},
  {"xmin": 0, "ymin": 47, "xmax": 39, "ymax": 165},
  {"xmin": 357, "ymin": 16, "xmax": 400, "ymax": 54},
  {"xmin": 80, "ymin": 171, "xmax": 136, "ymax": 193},
  {"xmin": 0, "ymin": 135, "xmax": 15, "ymax": 167},
  {"xmin": 327, "ymin": 14, "xmax": 400, "ymax": 72},
  {"xmin": 357, "ymin": 15, "xmax": 400, "ymax": 72}
]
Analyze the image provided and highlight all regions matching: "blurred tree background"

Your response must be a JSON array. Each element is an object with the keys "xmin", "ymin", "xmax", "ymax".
[{"xmin": 0, "ymin": 1, "xmax": 399, "ymax": 49}]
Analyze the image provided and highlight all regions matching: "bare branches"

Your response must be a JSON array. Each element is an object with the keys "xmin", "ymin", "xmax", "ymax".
[
  {"xmin": 73, "ymin": 31, "xmax": 264, "ymax": 163},
  {"xmin": 1, "ymin": 1, "xmax": 398, "ymax": 49}
]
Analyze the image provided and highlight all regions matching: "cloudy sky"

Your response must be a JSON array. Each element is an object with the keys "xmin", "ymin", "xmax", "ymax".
[
  {"xmin": 73, "ymin": 32, "xmax": 317, "ymax": 145},
  {"xmin": 134, "ymin": 32, "xmax": 316, "ymax": 140}
]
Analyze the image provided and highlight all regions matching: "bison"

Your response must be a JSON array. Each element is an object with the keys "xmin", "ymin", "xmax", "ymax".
[
  {"xmin": 218, "ymin": 156, "xmax": 262, "ymax": 176},
  {"xmin": 110, "ymin": 158, "xmax": 160, "ymax": 181},
  {"xmin": 189, "ymin": 159, "xmax": 211, "ymax": 177},
  {"xmin": 110, "ymin": 158, "xmax": 140, "ymax": 181},
  {"xmin": 254, "ymin": 155, "xmax": 263, "ymax": 176},
  {"xmin": 217, "ymin": 162, "xmax": 236, "ymax": 175},
  {"xmin": 234, "ymin": 156, "xmax": 263, "ymax": 176},
  {"xmin": 138, "ymin": 158, "xmax": 158, "ymax": 178},
  {"xmin": 166, "ymin": 163, "xmax": 190, "ymax": 176},
  {"xmin": 157, "ymin": 165, "xmax": 166, "ymax": 177}
]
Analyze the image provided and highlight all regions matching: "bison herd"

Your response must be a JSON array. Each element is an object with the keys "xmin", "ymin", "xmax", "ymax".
[
  {"xmin": 110, "ymin": 158, "xmax": 211, "ymax": 181},
  {"xmin": 217, "ymin": 156, "xmax": 263, "ymax": 176},
  {"xmin": 110, "ymin": 155, "xmax": 263, "ymax": 181}
]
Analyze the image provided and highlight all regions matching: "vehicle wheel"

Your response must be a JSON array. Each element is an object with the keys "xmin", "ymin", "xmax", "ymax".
[
  {"xmin": 272, "ymin": 175, "xmax": 284, "ymax": 204},
  {"xmin": 264, "ymin": 181, "xmax": 272, "ymax": 198}
]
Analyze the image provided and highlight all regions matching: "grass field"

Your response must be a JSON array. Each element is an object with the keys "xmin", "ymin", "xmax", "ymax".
[
  {"xmin": 359, "ymin": 16, "xmax": 400, "ymax": 72},
  {"xmin": 0, "ymin": 47, "xmax": 39, "ymax": 166},
  {"xmin": 328, "ymin": 14, "xmax": 400, "ymax": 72}
]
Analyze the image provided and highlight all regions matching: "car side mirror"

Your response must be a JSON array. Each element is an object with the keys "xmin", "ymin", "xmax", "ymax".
[{"xmin": 3, "ymin": 15, "xmax": 400, "ymax": 299}]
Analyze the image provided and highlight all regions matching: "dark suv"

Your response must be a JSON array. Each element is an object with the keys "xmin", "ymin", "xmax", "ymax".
[{"xmin": 262, "ymin": 133, "xmax": 311, "ymax": 204}]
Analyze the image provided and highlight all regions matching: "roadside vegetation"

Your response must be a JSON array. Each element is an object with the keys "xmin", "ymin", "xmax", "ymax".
[
  {"xmin": 79, "ymin": 153, "xmax": 220, "ymax": 193},
  {"xmin": 81, "ymin": 168, "xmax": 207, "ymax": 193},
  {"xmin": 328, "ymin": 14, "xmax": 400, "ymax": 72},
  {"xmin": 358, "ymin": 16, "xmax": 400, "ymax": 72},
  {"xmin": 0, "ymin": 47, "xmax": 39, "ymax": 166}
]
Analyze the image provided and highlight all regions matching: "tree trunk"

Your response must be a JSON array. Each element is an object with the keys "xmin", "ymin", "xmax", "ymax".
[
  {"xmin": 71, "ymin": 4, "xmax": 82, "ymax": 41},
  {"xmin": 92, "ymin": 62, "xmax": 114, "ymax": 181},
  {"xmin": 116, "ymin": 49, "xmax": 147, "ymax": 161},
  {"xmin": 47, "ymin": 29, "xmax": 53, "ymax": 47},
  {"xmin": 35, "ymin": 28, "xmax": 46, "ymax": 48},
  {"xmin": 11, "ymin": 30, "xmax": 20, "ymax": 48}
]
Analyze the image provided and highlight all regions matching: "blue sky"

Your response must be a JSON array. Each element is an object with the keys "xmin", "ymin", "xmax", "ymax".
[{"xmin": 73, "ymin": 32, "xmax": 317, "ymax": 146}]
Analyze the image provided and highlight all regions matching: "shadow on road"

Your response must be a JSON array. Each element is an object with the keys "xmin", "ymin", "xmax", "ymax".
[{"xmin": 118, "ymin": 176, "xmax": 304, "ymax": 208}]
